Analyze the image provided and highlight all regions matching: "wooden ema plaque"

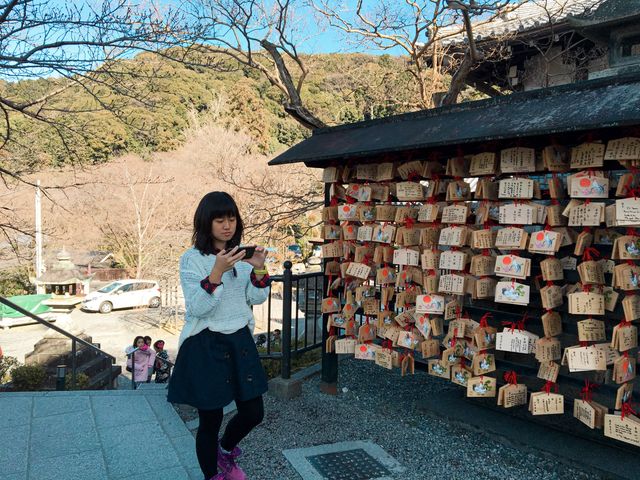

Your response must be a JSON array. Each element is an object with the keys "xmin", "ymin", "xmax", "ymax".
[{"xmin": 324, "ymin": 136, "xmax": 640, "ymax": 448}]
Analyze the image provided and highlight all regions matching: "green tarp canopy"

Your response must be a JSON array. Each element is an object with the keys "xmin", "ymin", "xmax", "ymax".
[{"xmin": 0, "ymin": 294, "xmax": 52, "ymax": 318}]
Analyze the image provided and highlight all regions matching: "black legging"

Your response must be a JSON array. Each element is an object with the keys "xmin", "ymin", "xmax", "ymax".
[{"xmin": 196, "ymin": 396, "xmax": 264, "ymax": 479}]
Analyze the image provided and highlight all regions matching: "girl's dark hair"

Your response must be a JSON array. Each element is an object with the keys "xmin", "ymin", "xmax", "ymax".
[
  {"xmin": 133, "ymin": 336, "xmax": 144, "ymax": 347},
  {"xmin": 192, "ymin": 191, "xmax": 243, "ymax": 255},
  {"xmin": 143, "ymin": 336, "xmax": 152, "ymax": 344}
]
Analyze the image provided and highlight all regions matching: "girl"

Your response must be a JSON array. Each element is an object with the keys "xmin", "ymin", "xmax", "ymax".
[
  {"xmin": 125, "ymin": 336, "xmax": 154, "ymax": 388},
  {"xmin": 168, "ymin": 191, "xmax": 270, "ymax": 480},
  {"xmin": 153, "ymin": 339, "xmax": 172, "ymax": 383}
]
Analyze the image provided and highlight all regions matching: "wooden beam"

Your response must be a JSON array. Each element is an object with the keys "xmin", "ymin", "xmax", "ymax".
[{"xmin": 465, "ymin": 78, "xmax": 504, "ymax": 97}]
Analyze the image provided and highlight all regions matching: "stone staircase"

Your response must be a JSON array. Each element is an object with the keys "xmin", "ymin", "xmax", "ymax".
[
  {"xmin": 25, "ymin": 332, "xmax": 121, "ymax": 390},
  {"xmin": 1, "ymin": 386, "xmax": 201, "ymax": 480}
]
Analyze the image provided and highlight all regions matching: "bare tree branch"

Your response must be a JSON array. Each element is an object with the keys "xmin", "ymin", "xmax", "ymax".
[
  {"xmin": 312, "ymin": 0, "xmax": 515, "ymax": 108},
  {"xmin": 164, "ymin": 0, "xmax": 327, "ymax": 130}
]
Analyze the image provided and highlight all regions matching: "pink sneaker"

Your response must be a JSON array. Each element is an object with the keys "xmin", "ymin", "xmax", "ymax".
[{"xmin": 217, "ymin": 444, "xmax": 246, "ymax": 480}]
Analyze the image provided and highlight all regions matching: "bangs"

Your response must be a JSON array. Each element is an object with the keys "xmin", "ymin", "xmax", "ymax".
[
  {"xmin": 192, "ymin": 191, "xmax": 244, "ymax": 255},
  {"xmin": 209, "ymin": 194, "xmax": 240, "ymax": 219}
]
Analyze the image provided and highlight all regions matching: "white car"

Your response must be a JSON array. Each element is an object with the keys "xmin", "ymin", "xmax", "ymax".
[{"xmin": 82, "ymin": 280, "xmax": 161, "ymax": 314}]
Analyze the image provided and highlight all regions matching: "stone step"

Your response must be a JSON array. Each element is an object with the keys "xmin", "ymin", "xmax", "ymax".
[
  {"xmin": 136, "ymin": 382, "xmax": 169, "ymax": 391},
  {"xmin": 84, "ymin": 365, "xmax": 122, "ymax": 390},
  {"xmin": 0, "ymin": 390, "xmax": 201, "ymax": 480}
]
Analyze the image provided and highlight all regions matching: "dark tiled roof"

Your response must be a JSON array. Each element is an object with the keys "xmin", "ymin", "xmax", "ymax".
[
  {"xmin": 569, "ymin": 0, "xmax": 640, "ymax": 28},
  {"xmin": 36, "ymin": 269, "xmax": 90, "ymax": 284},
  {"xmin": 439, "ymin": 0, "xmax": 603, "ymax": 46},
  {"xmin": 44, "ymin": 249, "xmax": 112, "ymax": 267},
  {"xmin": 269, "ymin": 72, "xmax": 640, "ymax": 167}
]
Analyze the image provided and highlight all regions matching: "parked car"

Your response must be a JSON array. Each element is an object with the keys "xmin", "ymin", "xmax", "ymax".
[{"xmin": 82, "ymin": 280, "xmax": 161, "ymax": 314}]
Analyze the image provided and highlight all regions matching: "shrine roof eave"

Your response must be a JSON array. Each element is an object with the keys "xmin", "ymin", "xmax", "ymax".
[{"xmin": 269, "ymin": 71, "xmax": 640, "ymax": 168}]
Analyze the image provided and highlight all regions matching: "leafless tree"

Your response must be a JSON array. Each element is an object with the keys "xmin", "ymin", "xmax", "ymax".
[
  {"xmin": 219, "ymin": 161, "xmax": 323, "ymax": 244},
  {"xmin": 97, "ymin": 163, "xmax": 177, "ymax": 279},
  {"xmin": 311, "ymin": 0, "xmax": 518, "ymax": 107},
  {"xmin": 169, "ymin": 0, "xmax": 326, "ymax": 130},
  {"xmin": 0, "ymin": 0, "xmax": 185, "ymax": 242},
  {"xmin": 179, "ymin": 109, "xmax": 325, "ymax": 244}
]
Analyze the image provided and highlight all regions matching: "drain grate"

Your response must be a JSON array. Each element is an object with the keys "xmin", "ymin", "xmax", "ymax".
[{"xmin": 306, "ymin": 448, "xmax": 392, "ymax": 480}]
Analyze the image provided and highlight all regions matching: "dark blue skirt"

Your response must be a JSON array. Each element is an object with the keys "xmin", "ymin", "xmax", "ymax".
[{"xmin": 167, "ymin": 326, "xmax": 268, "ymax": 410}]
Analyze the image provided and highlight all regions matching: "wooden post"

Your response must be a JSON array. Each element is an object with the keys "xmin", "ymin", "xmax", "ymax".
[{"xmin": 320, "ymin": 182, "xmax": 338, "ymax": 394}]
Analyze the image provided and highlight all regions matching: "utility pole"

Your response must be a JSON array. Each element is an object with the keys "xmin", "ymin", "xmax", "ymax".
[{"xmin": 35, "ymin": 180, "xmax": 44, "ymax": 294}]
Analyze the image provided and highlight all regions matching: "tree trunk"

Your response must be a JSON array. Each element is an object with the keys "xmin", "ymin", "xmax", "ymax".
[
  {"xmin": 440, "ymin": 50, "xmax": 474, "ymax": 106},
  {"xmin": 260, "ymin": 39, "xmax": 326, "ymax": 130}
]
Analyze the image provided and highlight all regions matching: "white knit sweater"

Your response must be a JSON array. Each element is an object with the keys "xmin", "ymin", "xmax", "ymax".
[{"xmin": 178, "ymin": 247, "xmax": 269, "ymax": 347}]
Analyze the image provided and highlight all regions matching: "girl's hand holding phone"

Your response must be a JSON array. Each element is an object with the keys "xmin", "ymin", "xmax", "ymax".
[
  {"xmin": 244, "ymin": 246, "xmax": 267, "ymax": 270},
  {"xmin": 209, "ymin": 247, "xmax": 246, "ymax": 283}
]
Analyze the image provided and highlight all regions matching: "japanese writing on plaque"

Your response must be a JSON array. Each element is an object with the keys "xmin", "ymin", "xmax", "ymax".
[
  {"xmin": 441, "ymin": 204, "xmax": 469, "ymax": 224},
  {"xmin": 564, "ymin": 345, "xmax": 607, "ymax": 372},
  {"xmin": 393, "ymin": 248, "xmax": 420, "ymax": 266},
  {"xmin": 376, "ymin": 163, "xmax": 395, "ymax": 181},
  {"xmin": 500, "ymin": 147, "xmax": 536, "ymax": 172},
  {"xmin": 322, "ymin": 167, "xmax": 339, "ymax": 183},
  {"xmin": 345, "ymin": 262, "xmax": 371, "ymax": 280},
  {"xmin": 604, "ymin": 414, "xmax": 640, "ymax": 447},
  {"xmin": 570, "ymin": 143, "xmax": 605, "ymax": 168},
  {"xmin": 395, "ymin": 181, "xmax": 424, "ymax": 201},
  {"xmin": 604, "ymin": 137, "xmax": 640, "ymax": 161},
  {"xmin": 499, "ymin": 204, "xmax": 535, "ymax": 225},
  {"xmin": 421, "ymin": 250, "xmax": 440, "ymax": 270},
  {"xmin": 530, "ymin": 393, "xmax": 564, "ymax": 415},
  {"xmin": 417, "ymin": 204, "xmax": 439, "ymax": 222},
  {"xmin": 498, "ymin": 178, "xmax": 534, "ymax": 199},
  {"xmin": 356, "ymin": 225, "xmax": 373, "ymax": 242},
  {"xmin": 439, "ymin": 250, "xmax": 466, "ymax": 271},
  {"xmin": 471, "ymin": 229, "xmax": 494, "ymax": 249},
  {"xmin": 495, "ymin": 227, "xmax": 527, "ymax": 249},
  {"xmin": 355, "ymin": 164, "xmax": 377, "ymax": 181},
  {"xmin": 568, "ymin": 292, "xmax": 605, "ymax": 315},
  {"xmin": 396, "ymin": 160, "xmax": 423, "ymax": 180},
  {"xmin": 577, "ymin": 319, "xmax": 606, "ymax": 342},
  {"xmin": 496, "ymin": 330, "xmax": 538, "ymax": 354},
  {"xmin": 438, "ymin": 274, "xmax": 466, "ymax": 294},
  {"xmin": 469, "ymin": 152, "xmax": 496, "ymax": 176},
  {"xmin": 568, "ymin": 203, "xmax": 604, "ymax": 226},
  {"xmin": 439, "ymin": 226, "xmax": 465, "ymax": 246}
]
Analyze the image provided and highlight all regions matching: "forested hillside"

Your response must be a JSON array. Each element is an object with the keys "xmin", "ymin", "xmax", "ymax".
[{"xmin": 3, "ymin": 52, "xmax": 420, "ymax": 167}]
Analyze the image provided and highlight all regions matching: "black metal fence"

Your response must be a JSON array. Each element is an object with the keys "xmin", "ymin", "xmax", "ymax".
[
  {"xmin": 1, "ymin": 263, "xmax": 325, "ymax": 388},
  {"xmin": 257, "ymin": 261, "xmax": 324, "ymax": 379},
  {"xmin": 0, "ymin": 296, "xmax": 116, "ymax": 389}
]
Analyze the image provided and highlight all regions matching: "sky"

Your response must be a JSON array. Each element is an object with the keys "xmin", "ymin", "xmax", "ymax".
[
  {"xmin": 5, "ymin": 0, "xmax": 467, "ymax": 81},
  {"xmin": 50, "ymin": 0, "xmax": 420, "ymax": 57}
]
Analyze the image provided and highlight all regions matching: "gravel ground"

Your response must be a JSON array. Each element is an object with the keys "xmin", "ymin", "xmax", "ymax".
[{"xmin": 182, "ymin": 358, "xmax": 597, "ymax": 480}]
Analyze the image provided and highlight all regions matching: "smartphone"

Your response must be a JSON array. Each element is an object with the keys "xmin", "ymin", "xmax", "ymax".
[{"xmin": 225, "ymin": 245, "xmax": 256, "ymax": 259}]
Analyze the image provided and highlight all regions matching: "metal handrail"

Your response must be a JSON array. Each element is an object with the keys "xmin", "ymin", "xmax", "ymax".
[
  {"xmin": 266, "ymin": 262, "xmax": 325, "ymax": 379},
  {"xmin": 270, "ymin": 270, "xmax": 322, "ymax": 281},
  {"xmin": 0, "ymin": 295, "xmax": 116, "ymax": 388}
]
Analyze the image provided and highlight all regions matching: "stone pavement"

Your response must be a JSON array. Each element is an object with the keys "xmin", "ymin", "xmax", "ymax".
[{"xmin": 0, "ymin": 386, "xmax": 200, "ymax": 480}]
